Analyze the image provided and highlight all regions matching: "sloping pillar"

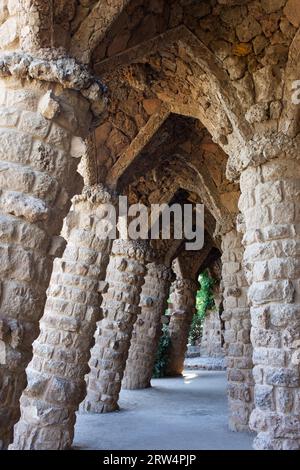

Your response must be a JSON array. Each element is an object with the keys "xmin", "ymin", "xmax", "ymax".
[
  {"xmin": 0, "ymin": 58, "xmax": 104, "ymax": 447},
  {"xmin": 122, "ymin": 263, "xmax": 173, "ymax": 390},
  {"xmin": 81, "ymin": 240, "xmax": 151, "ymax": 413},
  {"xmin": 165, "ymin": 278, "xmax": 198, "ymax": 376},
  {"xmin": 10, "ymin": 185, "xmax": 115, "ymax": 450}
]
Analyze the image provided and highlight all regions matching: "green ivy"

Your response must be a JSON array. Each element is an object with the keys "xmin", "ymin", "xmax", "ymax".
[
  {"xmin": 152, "ymin": 324, "xmax": 171, "ymax": 378},
  {"xmin": 189, "ymin": 270, "xmax": 215, "ymax": 346}
]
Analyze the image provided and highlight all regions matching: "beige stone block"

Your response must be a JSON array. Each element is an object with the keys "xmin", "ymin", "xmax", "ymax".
[
  {"xmin": 255, "ymin": 384, "xmax": 275, "ymax": 411},
  {"xmin": 6, "ymin": 88, "xmax": 39, "ymax": 111},
  {"xmin": 0, "ymin": 106, "xmax": 20, "ymax": 127},
  {"xmin": 0, "ymin": 190, "xmax": 49, "ymax": 223},
  {"xmin": 249, "ymin": 280, "xmax": 295, "ymax": 305},
  {"xmin": 271, "ymin": 202, "xmax": 295, "ymax": 224},
  {"xmin": 236, "ymin": 15, "xmax": 262, "ymax": 42},
  {"xmin": 284, "ymin": 0, "xmax": 300, "ymax": 27},
  {"xmin": 0, "ymin": 128, "xmax": 32, "ymax": 164},
  {"xmin": 261, "ymin": 0, "xmax": 286, "ymax": 13},
  {"xmin": 256, "ymin": 181, "xmax": 283, "ymax": 206},
  {"xmin": 0, "ymin": 16, "xmax": 18, "ymax": 49},
  {"xmin": 19, "ymin": 110, "xmax": 50, "ymax": 139},
  {"xmin": 265, "ymin": 367, "xmax": 300, "ymax": 387},
  {"xmin": 253, "ymin": 65, "xmax": 283, "ymax": 102}
]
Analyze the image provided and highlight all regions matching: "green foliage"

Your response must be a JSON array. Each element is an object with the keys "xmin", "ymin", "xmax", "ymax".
[
  {"xmin": 152, "ymin": 324, "xmax": 171, "ymax": 378},
  {"xmin": 189, "ymin": 270, "xmax": 215, "ymax": 346}
]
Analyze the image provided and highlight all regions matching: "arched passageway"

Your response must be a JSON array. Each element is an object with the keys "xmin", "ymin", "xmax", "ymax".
[{"xmin": 0, "ymin": 0, "xmax": 299, "ymax": 452}]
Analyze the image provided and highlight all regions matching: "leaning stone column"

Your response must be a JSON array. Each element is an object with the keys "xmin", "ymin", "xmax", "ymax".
[
  {"xmin": 122, "ymin": 263, "xmax": 173, "ymax": 390},
  {"xmin": 81, "ymin": 239, "xmax": 150, "ymax": 413},
  {"xmin": 0, "ymin": 56, "xmax": 104, "ymax": 448},
  {"xmin": 10, "ymin": 185, "xmax": 115, "ymax": 450},
  {"xmin": 221, "ymin": 229, "xmax": 253, "ymax": 432},
  {"xmin": 165, "ymin": 278, "xmax": 198, "ymax": 376},
  {"xmin": 239, "ymin": 156, "xmax": 300, "ymax": 450}
]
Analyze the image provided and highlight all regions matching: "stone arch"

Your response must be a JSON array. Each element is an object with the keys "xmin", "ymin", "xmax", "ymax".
[
  {"xmin": 70, "ymin": 0, "xmax": 130, "ymax": 64},
  {"xmin": 92, "ymin": 24, "xmax": 253, "ymax": 169}
]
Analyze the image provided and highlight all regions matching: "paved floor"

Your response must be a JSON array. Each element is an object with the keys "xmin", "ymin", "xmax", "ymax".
[{"xmin": 74, "ymin": 370, "xmax": 253, "ymax": 450}]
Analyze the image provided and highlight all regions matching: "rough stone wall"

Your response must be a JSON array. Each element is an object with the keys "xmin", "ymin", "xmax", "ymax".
[
  {"xmin": 0, "ymin": 74, "xmax": 92, "ymax": 449},
  {"xmin": 81, "ymin": 239, "xmax": 150, "ymax": 413},
  {"xmin": 122, "ymin": 262, "xmax": 173, "ymax": 390},
  {"xmin": 200, "ymin": 310, "xmax": 224, "ymax": 358},
  {"xmin": 92, "ymin": 0, "xmax": 296, "ymax": 91},
  {"xmin": 221, "ymin": 229, "xmax": 253, "ymax": 432},
  {"xmin": 10, "ymin": 185, "xmax": 114, "ymax": 450},
  {"xmin": 166, "ymin": 277, "xmax": 198, "ymax": 377},
  {"xmin": 71, "ymin": 0, "xmax": 130, "ymax": 63},
  {"xmin": 92, "ymin": 0, "xmax": 172, "ymax": 63},
  {"xmin": 239, "ymin": 155, "xmax": 300, "ymax": 450},
  {"xmin": 0, "ymin": 0, "xmax": 20, "ymax": 52}
]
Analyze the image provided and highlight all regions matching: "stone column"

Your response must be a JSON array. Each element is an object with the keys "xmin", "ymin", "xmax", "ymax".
[
  {"xmin": 10, "ymin": 185, "xmax": 115, "ymax": 450},
  {"xmin": 221, "ymin": 229, "xmax": 253, "ymax": 432},
  {"xmin": 81, "ymin": 239, "xmax": 150, "ymax": 413},
  {"xmin": 122, "ymin": 263, "xmax": 173, "ymax": 390},
  {"xmin": 0, "ymin": 56, "xmax": 104, "ymax": 448},
  {"xmin": 200, "ymin": 270, "xmax": 224, "ymax": 357},
  {"xmin": 239, "ymin": 156, "xmax": 300, "ymax": 450},
  {"xmin": 165, "ymin": 278, "xmax": 198, "ymax": 376}
]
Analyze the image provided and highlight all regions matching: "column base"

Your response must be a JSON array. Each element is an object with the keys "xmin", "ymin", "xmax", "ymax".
[
  {"xmin": 122, "ymin": 381, "xmax": 151, "ymax": 390},
  {"xmin": 253, "ymin": 433, "xmax": 300, "ymax": 451},
  {"xmin": 80, "ymin": 400, "xmax": 120, "ymax": 414}
]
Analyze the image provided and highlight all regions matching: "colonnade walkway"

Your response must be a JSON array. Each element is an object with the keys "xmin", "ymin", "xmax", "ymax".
[{"xmin": 74, "ymin": 370, "xmax": 253, "ymax": 450}]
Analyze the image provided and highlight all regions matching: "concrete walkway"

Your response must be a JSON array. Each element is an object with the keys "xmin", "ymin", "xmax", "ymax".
[{"xmin": 74, "ymin": 370, "xmax": 253, "ymax": 450}]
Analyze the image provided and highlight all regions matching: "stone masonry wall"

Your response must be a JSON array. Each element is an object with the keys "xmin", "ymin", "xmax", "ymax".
[{"xmin": 200, "ymin": 310, "xmax": 224, "ymax": 358}]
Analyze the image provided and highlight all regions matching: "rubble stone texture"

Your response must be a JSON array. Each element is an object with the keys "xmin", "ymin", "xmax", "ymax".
[
  {"xmin": 200, "ymin": 309, "xmax": 225, "ymax": 357},
  {"xmin": 222, "ymin": 229, "xmax": 253, "ymax": 432},
  {"xmin": 239, "ymin": 156, "xmax": 300, "ymax": 450},
  {"xmin": 10, "ymin": 185, "xmax": 115, "ymax": 450},
  {"xmin": 122, "ymin": 263, "xmax": 173, "ymax": 390},
  {"xmin": 81, "ymin": 239, "xmax": 150, "ymax": 413},
  {"xmin": 166, "ymin": 278, "xmax": 198, "ymax": 377}
]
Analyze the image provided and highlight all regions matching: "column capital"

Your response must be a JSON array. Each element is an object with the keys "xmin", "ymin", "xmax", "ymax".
[
  {"xmin": 226, "ymin": 133, "xmax": 300, "ymax": 181},
  {"xmin": 174, "ymin": 277, "xmax": 198, "ymax": 293},
  {"xmin": 112, "ymin": 239, "xmax": 154, "ymax": 263},
  {"xmin": 0, "ymin": 52, "xmax": 106, "ymax": 125},
  {"xmin": 73, "ymin": 184, "xmax": 118, "ymax": 206},
  {"xmin": 147, "ymin": 263, "xmax": 174, "ymax": 283}
]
